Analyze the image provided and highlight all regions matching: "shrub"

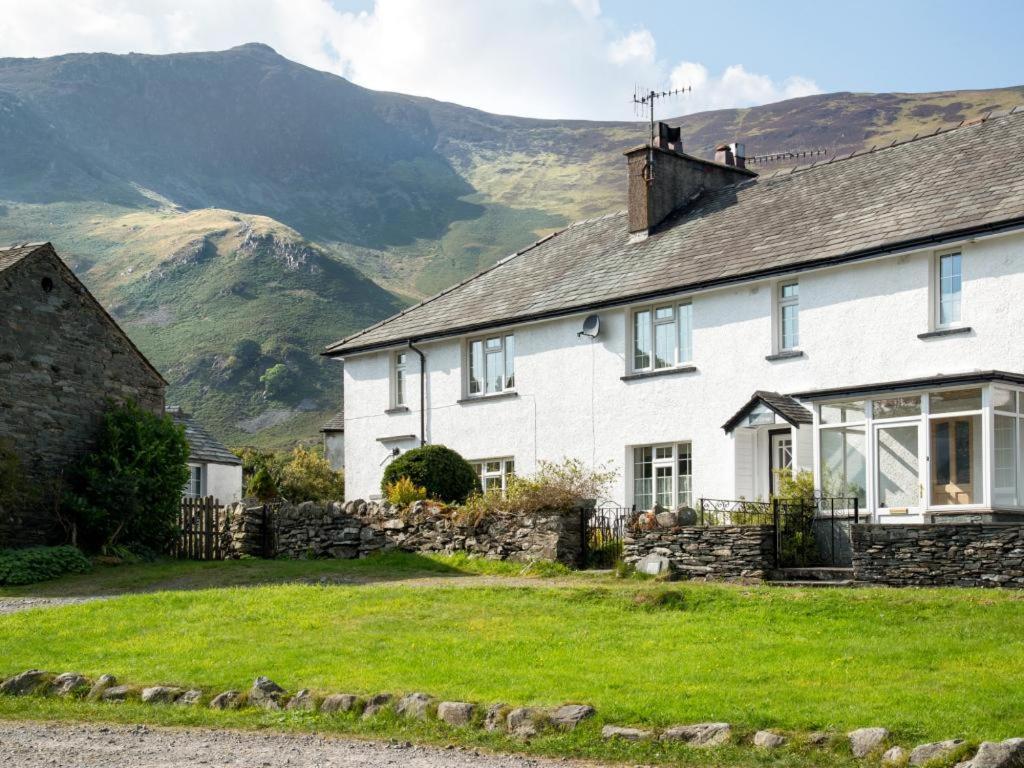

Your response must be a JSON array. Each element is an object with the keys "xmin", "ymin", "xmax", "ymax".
[
  {"xmin": 385, "ymin": 476, "xmax": 428, "ymax": 507},
  {"xmin": 63, "ymin": 401, "xmax": 190, "ymax": 553},
  {"xmin": 0, "ymin": 545, "xmax": 91, "ymax": 586},
  {"xmin": 277, "ymin": 446, "xmax": 345, "ymax": 503},
  {"xmin": 381, "ymin": 445, "xmax": 479, "ymax": 504},
  {"xmin": 774, "ymin": 468, "xmax": 816, "ymax": 501},
  {"xmin": 504, "ymin": 458, "xmax": 615, "ymax": 515},
  {"xmin": 246, "ymin": 466, "xmax": 279, "ymax": 502}
]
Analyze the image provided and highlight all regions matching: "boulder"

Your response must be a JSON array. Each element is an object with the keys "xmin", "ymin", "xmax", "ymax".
[
  {"xmin": 661, "ymin": 722, "xmax": 732, "ymax": 746},
  {"xmin": 506, "ymin": 707, "xmax": 543, "ymax": 737},
  {"xmin": 808, "ymin": 731, "xmax": 833, "ymax": 747},
  {"xmin": 884, "ymin": 746, "xmax": 909, "ymax": 764},
  {"xmin": 968, "ymin": 738, "xmax": 1024, "ymax": 768},
  {"xmin": 249, "ymin": 676, "xmax": 285, "ymax": 710},
  {"xmin": 49, "ymin": 673, "xmax": 89, "ymax": 697},
  {"xmin": 601, "ymin": 725, "xmax": 654, "ymax": 741},
  {"xmin": 322, "ymin": 694, "xmax": 363, "ymax": 714},
  {"xmin": 86, "ymin": 674, "xmax": 117, "ymax": 700},
  {"xmin": 754, "ymin": 731, "xmax": 787, "ymax": 749},
  {"xmin": 100, "ymin": 685, "xmax": 134, "ymax": 702},
  {"xmin": 141, "ymin": 686, "xmax": 183, "ymax": 704},
  {"xmin": 209, "ymin": 691, "xmax": 241, "ymax": 710},
  {"xmin": 655, "ymin": 510, "xmax": 679, "ymax": 528},
  {"xmin": 549, "ymin": 704, "xmax": 595, "ymax": 730},
  {"xmin": 362, "ymin": 693, "xmax": 393, "ymax": 719},
  {"xmin": 484, "ymin": 703, "xmax": 510, "ymax": 732},
  {"xmin": 177, "ymin": 690, "xmax": 203, "ymax": 707},
  {"xmin": 286, "ymin": 689, "xmax": 317, "ymax": 711},
  {"xmin": 437, "ymin": 701, "xmax": 476, "ymax": 727},
  {"xmin": 849, "ymin": 727, "xmax": 891, "ymax": 758},
  {"xmin": 0, "ymin": 670, "xmax": 50, "ymax": 696},
  {"xmin": 636, "ymin": 554, "xmax": 672, "ymax": 576},
  {"xmin": 396, "ymin": 692, "xmax": 434, "ymax": 719},
  {"xmin": 910, "ymin": 740, "xmax": 966, "ymax": 766},
  {"xmin": 676, "ymin": 506, "xmax": 699, "ymax": 526}
]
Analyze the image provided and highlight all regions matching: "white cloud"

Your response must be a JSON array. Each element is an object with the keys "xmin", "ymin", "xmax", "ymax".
[{"xmin": 0, "ymin": 0, "xmax": 820, "ymax": 120}]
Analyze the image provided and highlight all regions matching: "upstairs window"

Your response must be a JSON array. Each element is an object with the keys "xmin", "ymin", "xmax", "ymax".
[
  {"xmin": 632, "ymin": 301, "xmax": 693, "ymax": 372},
  {"xmin": 469, "ymin": 333, "xmax": 515, "ymax": 396},
  {"xmin": 777, "ymin": 282, "xmax": 799, "ymax": 351},
  {"xmin": 391, "ymin": 351, "xmax": 408, "ymax": 408},
  {"xmin": 936, "ymin": 252, "xmax": 962, "ymax": 328}
]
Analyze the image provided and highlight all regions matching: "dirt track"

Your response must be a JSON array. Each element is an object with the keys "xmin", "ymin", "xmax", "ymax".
[{"xmin": 0, "ymin": 721, "xmax": 590, "ymax": 768}]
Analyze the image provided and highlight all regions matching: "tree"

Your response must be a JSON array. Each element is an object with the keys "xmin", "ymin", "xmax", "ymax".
[
  {"xmin": 381, "ymin": 444, "xmax": 479, "ymax": 504},
  {"xmin": 259, "ymin": 363, "xmax": 296, "ymax": 400},
  {"xmin": 64, "ymin": 401, "xmax": 190, "ymax": 553},
  {"xmin": 246, "ymin": 466, "xmax": 279, "ymax": 502},
  {"xmin": 278, "ymin": 446, "xmax": 345, "ymax": 503}
]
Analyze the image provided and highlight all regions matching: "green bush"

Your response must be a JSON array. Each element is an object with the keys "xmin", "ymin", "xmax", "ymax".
[
  {"xmin": 246, "ymin": 466, "xmax": 279, "ymax": 502},
  {"xmin": 385, "ymin": 476, "xmax": 428, "ymax": 507},
  {"xmin": 0, "ymin": 545, "xmax": 91, "ymax": 586},
  {"xmin": 381, "ymin": 445, "xmax": 479, "ymax": 504},
  {"xmin": 64, "ymin": 401, "xmax": 190, "ymax": 553},
  {"xmin": 278, "ymin": 446, "xmax": 345, "ymax": 503}
]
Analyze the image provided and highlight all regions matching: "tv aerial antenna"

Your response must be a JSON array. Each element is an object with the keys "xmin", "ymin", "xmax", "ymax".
[{"xmin": 632, "ymin": 85, "xmax": 691, "ymax": 145}]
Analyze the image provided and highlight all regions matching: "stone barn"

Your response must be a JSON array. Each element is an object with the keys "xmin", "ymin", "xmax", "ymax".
[{"xmin": 0, "ymin": 242, "xmax": 167, "ymax": 547}]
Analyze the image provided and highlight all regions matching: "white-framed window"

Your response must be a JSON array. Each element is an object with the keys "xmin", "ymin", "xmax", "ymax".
[
  {"xmin": 470, "ymin": 458, "xmax": 515, "ymax": 492},
  {"xmin": 776, "ymin": 281, "xmax": 799, "ymax": 351},
  {"xmin": 183, "ymin": 465, "xmax": 203, "ymax": 498},
  {"xmin": 935, "ymin": 251, "xmax": 963, "ymax": 328},
  {"xmin": 391, "ymin": 351, "xmax": 408, "ymax": 408},
  {"xmin": 631, "ymin": 301, "xmax": 693, "ymax": 372},
  {"xmin": 632, "ymin": 442, "xmax": 692, "ymax": 510},
  {"xmin": 468, "ymin": 333, "xmax": 515, "ymax": 396}
]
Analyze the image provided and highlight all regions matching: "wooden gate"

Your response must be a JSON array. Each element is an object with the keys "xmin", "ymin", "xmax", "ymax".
[{"xmin": 175, "ymin": 496, "xmax": 227, "ymax": 560}]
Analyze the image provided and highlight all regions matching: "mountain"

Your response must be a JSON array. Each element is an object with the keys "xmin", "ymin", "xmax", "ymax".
[{"xmin": 1, "ymin": 43, "xmax": 1021, "ymax": 448}]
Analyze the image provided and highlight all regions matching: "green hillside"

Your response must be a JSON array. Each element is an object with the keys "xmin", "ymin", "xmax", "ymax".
[{"xmin": 0, "ymin": 43, "xmax": 1021, "ymax": 449}]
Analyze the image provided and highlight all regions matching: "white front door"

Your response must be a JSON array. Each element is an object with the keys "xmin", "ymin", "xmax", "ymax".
[
  {"xmin": 874, "ymin": 422, "xmax": 923, "ymax": 517},
  {"xmin": 769, "ymin": 430, "xmax": 793, "ymax": 495}
]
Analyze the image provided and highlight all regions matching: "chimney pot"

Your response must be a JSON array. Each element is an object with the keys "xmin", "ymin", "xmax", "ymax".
[
  {"xmin": 714, "ymin": 141, "xmax": 746, "ymax": 169},
  {"xmin": 653, "ymin": 122, "xmax": 683, "ymax": 153}
]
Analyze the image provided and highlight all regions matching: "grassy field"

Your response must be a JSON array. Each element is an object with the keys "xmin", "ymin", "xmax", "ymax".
[{"xmin": 2, "ymin": 555, "xmax": 1023, "ymax": 767}]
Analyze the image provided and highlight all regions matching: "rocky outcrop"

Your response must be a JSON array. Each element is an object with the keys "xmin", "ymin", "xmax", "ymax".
[
  {"xmin": 849, "ymin": 727, "xmax": 890, "ymax": 758},
  {"xmin": 661, "ymin": 722, "xmax": 732, "ymax": 746}
]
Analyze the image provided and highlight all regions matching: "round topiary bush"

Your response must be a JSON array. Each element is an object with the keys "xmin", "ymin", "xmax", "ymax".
[{"xmin": 381, "ymin": 444, "xmax": 480, "ymax": 504}]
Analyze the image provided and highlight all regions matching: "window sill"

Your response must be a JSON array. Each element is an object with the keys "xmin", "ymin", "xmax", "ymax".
[
  {"xmin": 918, "ymin": 326, "xmax": 972, "ymax": 340},
  {"xmin": 621, "ymin": 365, "xmax": 697, "ymax": 382},
  {"xmin": 765, "ymin": 350, "xmax": 804, "ymax": 362},
  {"xmin": 457, "ymin": 391, "xmax": 519, "ymax": 405},
  {"xmin": 376, "ymin": 434, "xmax": 417, "ymax": 443},
  {"xmin": 384, "ymin": 406, "xmax": 410, "ymax": 414}
]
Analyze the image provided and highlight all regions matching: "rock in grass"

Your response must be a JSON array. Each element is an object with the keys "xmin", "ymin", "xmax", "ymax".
[
  {"xmin": 141, "ymin": 686, "xmax": 183, "ymax": 704},
  {"xmin": 249, "ymin": 677, "xmax": 284, "ymax": 710},
  {"xmin": 661, "ymin": 722, "xmax": 732, "ymax": 747},
  {"xmin": 754, "ymin": 730, "xmax": 787, "ymax": 748},
  {"xmin": 884, "ymin": 746, "xmax": 909, "ymax": 764},
  {"xmin": 601, "ymin": 725, "xmax": 653, "ymax": 741},
  {"xmin": 49, "ymin": 673, "xmax": 89, "ymax": 697},
  {"xmin": 100, "ymin": 685, "xmax": 135, "ymax": 702},
  {"xmin": 549, "ymin": 704, "xmax": 595, "ymax": 730},
  {"xmin": 322, "ymin": 694, "xmax": 363, "ymax": 714},
  {"xmin": 209, "ymin": 691, "xmax": 241, "ymax": 710},
  {"xmin": 967, "ymin": 738, "xmax": 1024, "ymax": 768},
  {"xmin": 286, "ymin": 689, "xmax": 317, "ymax": 711},
  {"xmin": 361, "ymin": 693, "xmax": 393, "ymax": 719},
  {"xmin": 849, "ymin": 727, "xmax": 890, "ymax": 758},
  {"xmin": 506, "ymin": 707, "xmax": 544, "ymax": 737},
  {"xmin": 437, "ymin": 702, "xmax": 475, "ymax": 727},
  {"xmin": 87, "ymin": 675, "xmax": 117, "ymax": 700},
  {"xmin": 484, "ymin": 703, "xmax": 510, "ymax": 732},
  {"xmin": 809, "ymin": 731, "xmax": 833, "ymax": 747},
  {"xmin": 396, "ymin": 692, "xmax": 434, "ymax": 719},
  {"xmin": 0, "ymin": 670, "xmax": 50, "ymax": 696},
  {"xmin": 910, "ymin": 740, "xmax": 966, "ymax": 766},
  {"xmin": 177, "ymin": 690, "xmax": 202, "ymax": 707}
]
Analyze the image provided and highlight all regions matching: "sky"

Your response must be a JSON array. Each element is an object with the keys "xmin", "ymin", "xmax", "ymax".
[{"xmin": 0, "ymin": 0, "xmax": 1021, "ymax": 121}]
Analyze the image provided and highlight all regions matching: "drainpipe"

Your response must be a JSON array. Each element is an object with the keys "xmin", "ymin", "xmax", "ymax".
[{"xmin": 407, "ymin": 340, "xmax": 426, "ymax": 446}]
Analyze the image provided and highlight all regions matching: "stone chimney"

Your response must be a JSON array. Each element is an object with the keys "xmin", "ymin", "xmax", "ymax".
[
  {"xmin": 626, "ymin": 126, "xmax": 755, "ymax": 240},
  {"xmin": 714, "ymin": 142, "xmax": 746, "ymax": 169}
]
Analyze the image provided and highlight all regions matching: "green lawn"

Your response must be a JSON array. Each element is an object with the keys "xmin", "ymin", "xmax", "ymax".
[{"xmin": 1, "ymin": 557, "xmax": 1023, "ymax": 766}]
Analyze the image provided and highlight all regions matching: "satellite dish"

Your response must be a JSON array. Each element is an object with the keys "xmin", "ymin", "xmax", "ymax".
[{"xmin": 578, "ymin": 314, "xmax": 600, "ymax": 338}]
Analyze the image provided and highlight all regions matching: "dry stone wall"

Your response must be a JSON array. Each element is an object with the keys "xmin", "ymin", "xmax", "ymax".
[
  {"xmin": 852, "ymin": 524, "xmax": 1024, "ymax": 588},
  {"xmin": 623, "ymin": 519, "xmax": 775, "ymax": 581}
]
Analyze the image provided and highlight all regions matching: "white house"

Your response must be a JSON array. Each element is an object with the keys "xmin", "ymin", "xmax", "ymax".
[
  {"xmin": 325, "ymin": 112, "xmax": 1024, "ymax": 525},
  {"xmin": 167, "ymin": 407, "xmax": 243, "ymax": 504}
]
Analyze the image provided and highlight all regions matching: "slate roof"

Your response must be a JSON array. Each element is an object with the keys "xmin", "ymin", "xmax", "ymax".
[
  {"xmin": 722, "ymin": 391, "xmax": 813, "ymax": 433},
  {"xmin": 320, "ymin": 412, "xmax": 345, "ymax": 432},
  {"xmin": 0, "ymin": 243, "xmax": 47, "ymax": 273},
  {"xmin": 327, "ymin": 110, "xmax": 1024, "ymax": 356},
  {"xmin": 167, "ymin": 407, "xmax": 241, "ymax": 465}
]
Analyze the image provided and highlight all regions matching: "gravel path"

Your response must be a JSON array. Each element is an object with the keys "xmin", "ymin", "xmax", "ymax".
[
  {"xmin": 0, "ymin": 597, "xmax": 102, "ymax": 616},
  {"xmin": 0, "ymin": 721, "xmax": 592, "ymax": 768}
]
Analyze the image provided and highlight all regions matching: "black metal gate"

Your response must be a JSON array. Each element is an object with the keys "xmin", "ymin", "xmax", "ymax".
[
  {"xmin": 579, "ymin": 503, "xmax": 634, "ymax": 568},
  {"xmin": 773, "ymin": 497, "xmax": 859, "ymax": 568}
]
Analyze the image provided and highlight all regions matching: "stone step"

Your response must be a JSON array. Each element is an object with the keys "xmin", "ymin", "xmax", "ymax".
[
  {"xmin": 767, "ymin": 579, "xmax": 856, "ymax": 588},
  {"xmin": 768, "ymin": 567, "xmax": 854, "ymax": 582}
]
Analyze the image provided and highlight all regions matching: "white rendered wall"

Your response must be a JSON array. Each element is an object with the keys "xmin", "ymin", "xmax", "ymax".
[
  {"xmin": 206, "ymin": 463, "xmax": 243, "ymax": 504},
  {"xmin": 324, "ymin": 432, "xmax": 345, "ymax": 471},
  {"xmin": 342, "ymin": 232, "xmax": 1024, "ymax": 504}
]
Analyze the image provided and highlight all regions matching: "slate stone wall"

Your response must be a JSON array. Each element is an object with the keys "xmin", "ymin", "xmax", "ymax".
[
  {"xmin": 225, "ymin": 499, "xmax": 584, "ymax": 565},
  {"xmin": 623, "ymin": 522, "xmax": 775, "ymax": 581},
  {"xmin": 852, "ymin": 524, "xmax": 1024, "ymax": 588},
  {"xmin": 0, "ymin": 248, "xmax": 165, "ymax": 548}
]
